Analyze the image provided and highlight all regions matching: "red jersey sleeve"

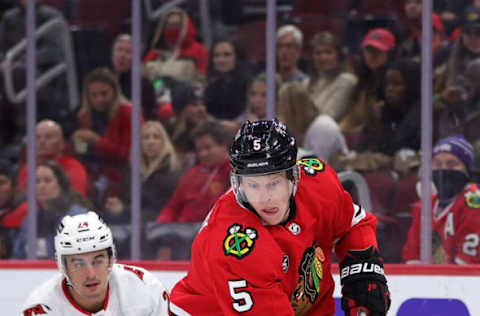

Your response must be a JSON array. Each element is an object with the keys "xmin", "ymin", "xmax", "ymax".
[{"xmin": 333, "ymin": 191, "xmax": 379, "ymax": 260}]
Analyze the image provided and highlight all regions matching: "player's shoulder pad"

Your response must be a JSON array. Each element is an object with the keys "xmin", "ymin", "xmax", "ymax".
[
  {"xmin": 22, "ymin": 275, "xmax": 62, "ymax": 315},
  {"xmin": 464, "ymin": 190, "xmax": 480, "ymax": 209},
  {"xmin": 114, "ymin": 263, "xmax": 154, "ymax": 284}
]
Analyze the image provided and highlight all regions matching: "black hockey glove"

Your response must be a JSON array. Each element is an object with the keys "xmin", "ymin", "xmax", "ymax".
[{"xmin": 339, "ymin": 246, "xmax": 390, "ymax": 316}]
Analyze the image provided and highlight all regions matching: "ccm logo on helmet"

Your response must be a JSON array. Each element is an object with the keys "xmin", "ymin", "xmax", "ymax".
[
  {"xmin": 76, "ymin": 236, "xmax": 95, "ymax": 243},
  {"xmin": 340, "ymin": 263, "xmax": 385, "ymax": 280}
]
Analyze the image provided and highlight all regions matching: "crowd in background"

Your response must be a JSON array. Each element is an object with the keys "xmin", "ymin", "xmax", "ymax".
[{"xmin": 1, "ymin": 0, "xmax": 480, "ymax": 263}]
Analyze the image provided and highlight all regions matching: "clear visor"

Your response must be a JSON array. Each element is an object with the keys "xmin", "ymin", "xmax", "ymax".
[{"xmin": 231, "ymin": 165, "xmax": 300, "ymax": 206}]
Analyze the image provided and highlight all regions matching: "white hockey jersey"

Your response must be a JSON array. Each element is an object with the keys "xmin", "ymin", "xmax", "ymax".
[{"xmin": 21, "ymin": 263, "xmax": 169, "ymax": 316}]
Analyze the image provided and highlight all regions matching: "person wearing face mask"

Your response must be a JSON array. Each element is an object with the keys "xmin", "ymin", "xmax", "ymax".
[
  {"xmin": 144, "ymin": 7, "xmax": 209, "ymax": 75},
  {"xmin": 402, "ymin": 135, "xmax": 480, "ymax": 264}
]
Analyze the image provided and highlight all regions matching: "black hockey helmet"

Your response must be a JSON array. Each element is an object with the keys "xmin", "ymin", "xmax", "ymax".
[{"xmin": 230, "ymin": 118, "xmax": 297, "ymax": 175}]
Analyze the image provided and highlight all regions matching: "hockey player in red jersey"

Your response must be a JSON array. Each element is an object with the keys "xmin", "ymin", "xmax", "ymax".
[
  {"xmin": 169, "ymin": 119, "xmax": 390, "ymax": 316},
  {"xmin": 21, "ymin": 211, "xmax": 170, "ymax": 315},
  {"xmin": 403, "ymin": 135, "xmax": 480, "ymax": 264}
]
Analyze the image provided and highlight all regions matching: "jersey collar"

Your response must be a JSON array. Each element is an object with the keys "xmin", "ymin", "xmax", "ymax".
[{"xmin": 62, "ymin": 278, "xmax": 110, "ymax": 315}]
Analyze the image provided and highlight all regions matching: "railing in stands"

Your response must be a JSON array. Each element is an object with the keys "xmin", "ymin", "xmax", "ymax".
[
  {"xmin": 338, "ymin": 170, "xmax": 373, "ymax": 212},
  {"xmin": 2, "ymin": 17, "xmax": 78, "ymax": 110}
]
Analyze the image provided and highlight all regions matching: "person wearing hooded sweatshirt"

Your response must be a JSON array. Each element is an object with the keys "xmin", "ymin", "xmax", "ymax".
[
  {"xmin": 403, "ymin": 135, "xmax": 480, "ymax": 264},
  {"xmin": 144, "ymin": 6, "xmax": 209, "ymax": 75}
]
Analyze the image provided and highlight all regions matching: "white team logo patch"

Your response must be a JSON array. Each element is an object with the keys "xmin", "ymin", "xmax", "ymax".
[
  {"xmin": 288, "ymin": 222, "xmax": 301, "ymax": 235},
  {"xmin": 282, "ymin": 254, "xmax": 290, "ymax": 273}
]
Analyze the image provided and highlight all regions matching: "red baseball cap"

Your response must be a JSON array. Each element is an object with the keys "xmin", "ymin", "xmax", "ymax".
[{"xmin": 361, "ymin": 28, "xmax": 396, "ymax": 52}]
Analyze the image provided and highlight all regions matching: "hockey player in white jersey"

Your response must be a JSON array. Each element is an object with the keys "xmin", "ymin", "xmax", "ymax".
[{"xmin": 21, "ymin": 211, "xmax": 170, "ymax": 315}]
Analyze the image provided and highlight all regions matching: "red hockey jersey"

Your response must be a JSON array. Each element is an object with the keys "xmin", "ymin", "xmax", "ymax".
[
  {"xmin": 403, "ymin": 183, "xmax": 480, "ymax": 264},
  {"xmin": 169, "ymin": 158, "xmax": 379, "ymax": 316}
]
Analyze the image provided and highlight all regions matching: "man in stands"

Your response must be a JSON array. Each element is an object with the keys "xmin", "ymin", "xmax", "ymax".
[
  {"xmin": 17, "ymin": 119, "xmax": 88, "ymax": 196},
  {"xmin": 276, "ymin": 24, "xmax": 308, "ymax": 83}
]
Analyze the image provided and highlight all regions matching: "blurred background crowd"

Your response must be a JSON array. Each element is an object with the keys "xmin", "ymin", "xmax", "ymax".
[{"xmin": 0, "ymin": 0, "xmax": 479, "ymax": 264}]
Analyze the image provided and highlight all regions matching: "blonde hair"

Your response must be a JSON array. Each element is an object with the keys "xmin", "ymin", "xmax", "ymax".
[
  {"xmin": 277, "ymin": 82, "xmax": 319, "ymax": 145},
  {"xmin": 141, "ymin": 121, "xmax": 180, "ymax": 180},
  {"xmin": 78, "ymin": 67, "xmax": 129, "ymax": 122}
]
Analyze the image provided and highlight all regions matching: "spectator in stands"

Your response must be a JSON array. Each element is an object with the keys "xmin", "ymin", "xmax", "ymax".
[
  {"xmin": 156, "ymin": 120, "xmax": 231, "ymax": 224},
  {"xmin": 17, "ymin": 119, "xmax": 88, "ymax": 196},
  {"xmin": 396, "ymin": 12, "xmax": 451, "ymax": 69},
  {"xmin": 153, "ymin": 120, "xmax": 231, "ymax": 260},
  {"xmin": 403, "ymin": 135, "xmax": 480, "ymax": 264},
  {"xmin": 355, "ymin": 59, "xmax": 422, "ymax": 155},
  {"xmin": 235, "ymin": 72, "xmax": 281, "ymax": 124},
  {"xmin": 276, "ymin": 24, "xmax": 308, "ymax": 83},
  {"xmin": 436, "ymin": 0, "xmax": 472, "ymax": 36},
  {"xmin": 306, "ymin": 31, "xmax": 358, "ymax": 123},
  {"xmin": 445, "ymin": 6, "xmax": 480, "ymax": 87},
  {"xmin": 434, "ymin": 57, "xmax": 480, "ymax": 143},
  {"xmin": 111, "ymin": 34, "xmax": 157, "ymax": 120},
  {"xmin": 72, "ymin": 68, "xmax": 138, "ymax": 197},
  {"xmin": 0, "ymin": 159, "xmax": 27, "ymax": 258},
  {"xmin": 340, "ymin": 28, "xmax": 396, "ymax": 133},
  {"xmin": 277, "ymin": 82, "xmax": 349, "ymax": 162},
  {"xmin": 144, "ymin": 6, "xmax": 209, "ymax": 75},
  {"xmin": 0, "ymin": 0, "xmax": 70, "ymax": 128},
  {"xmin": 12, "ymin": 161, "xmax": 90, "ymax": 259},
  {"xmin": 169, "ymin": 79, "xmax": 210, "ymax": 167},
  {"xmin": 100, "ymin": 186, "xmax": 131, "ymax": 259},
  {"xmin": 136, "ymin": 121, "xmax": 182, "ymax": 223},
  {"xmin": 204, "ymin": 38, "xmax": 252, "ymax": 120}
]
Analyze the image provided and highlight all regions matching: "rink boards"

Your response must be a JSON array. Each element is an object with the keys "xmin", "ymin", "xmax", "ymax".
[{"xmin": 2, "ymin": 261, "xmax": 480, "ymax": 315}]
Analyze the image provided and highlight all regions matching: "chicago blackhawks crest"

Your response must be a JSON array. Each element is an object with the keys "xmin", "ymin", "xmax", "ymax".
[
  {"xmin": 297, "ymin": 158, "xmax": 325, "ymax": 176},
  {"xmin": 291, "ymin": 242, "xmax": 325, "ymax": 315},
  {"xmin": 223, "ymin": 224, "xmax": 258, "ymax": 259},
  {"xmin": 465, "ymin": 191, "xmax": 480, "ymax": 209}
]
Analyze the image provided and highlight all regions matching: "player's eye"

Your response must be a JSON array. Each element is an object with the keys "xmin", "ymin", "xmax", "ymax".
[{"xmin": 74, "ymin": 262, "xmax": 85, "ymax": 269}]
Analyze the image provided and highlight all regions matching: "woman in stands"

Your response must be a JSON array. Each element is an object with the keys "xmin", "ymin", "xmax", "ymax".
[
  {"xmin": 340, "ymin": 28, "xmax": 396, "ymax": 134},
  {"xmin": 72, "ymin": 67, "xmax": 138, "ymax": 196},
  {"xmin": 307, "ymin": 31, "xmax": 358, "ymax": 123},
  {"xmin": 277, "ymin": 81, "xmax": 349, "ymax": 162},
  {"xmin": 235, "ymin": 72, "xmax": 282, "ymax": 124},
  {"xmin": 144, "ymin": 6, "xmax": 209, "ymax": 75},
  {"xmin": 204, "ymin": 38, "xmax": 252, "ymax": 120},
  {"xmin": 12, "ymin": 161, "xmax": 90, "ymax": 259}
]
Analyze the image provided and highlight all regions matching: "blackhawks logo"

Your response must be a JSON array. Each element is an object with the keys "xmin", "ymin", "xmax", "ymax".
[
  {"xmin": 223, "ymin": 224, "xmax": 258, "ymax": 259},
  {"xmin": 291, "ymin": 242, "xmax": 325, "ymax": 316},
  {"xmin": 465, "ymin": 191, "xmax": 480, "ymax": 209},
  {"xmin": 297, "ymin": 158, "xmax": 325, "ymax": 176}
]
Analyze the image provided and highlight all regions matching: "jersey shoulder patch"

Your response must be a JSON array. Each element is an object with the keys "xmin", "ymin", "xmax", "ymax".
[
  {"xmin": 465, "ymin": 190, "xmax": 480, "ymax": 209},
  {"xmin": 297, "ymin": 158, "xmax": 325, "ymax": 176},
  {"xmin": 223, "ymin": 223, "xmax": 258, "ymax": 259},
  {"xmin": 23, "ymin": 303, "xmax": 52, "ymax": 315}
]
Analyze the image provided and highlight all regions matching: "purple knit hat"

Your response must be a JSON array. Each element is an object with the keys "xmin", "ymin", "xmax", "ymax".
[{"xmin": 433, "ymin": 135, "xmax": 474, "ymax": 171}]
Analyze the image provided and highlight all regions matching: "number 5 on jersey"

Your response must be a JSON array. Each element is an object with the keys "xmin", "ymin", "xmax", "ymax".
[{"xmin": 228, "ymin": 280, "xmax": 253, "ymax": 312}]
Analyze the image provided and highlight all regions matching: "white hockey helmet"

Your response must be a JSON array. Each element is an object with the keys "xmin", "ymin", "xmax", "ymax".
[{"xmin": 54, "ymin": 211, "xmax": 116, "ymax": 275}]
